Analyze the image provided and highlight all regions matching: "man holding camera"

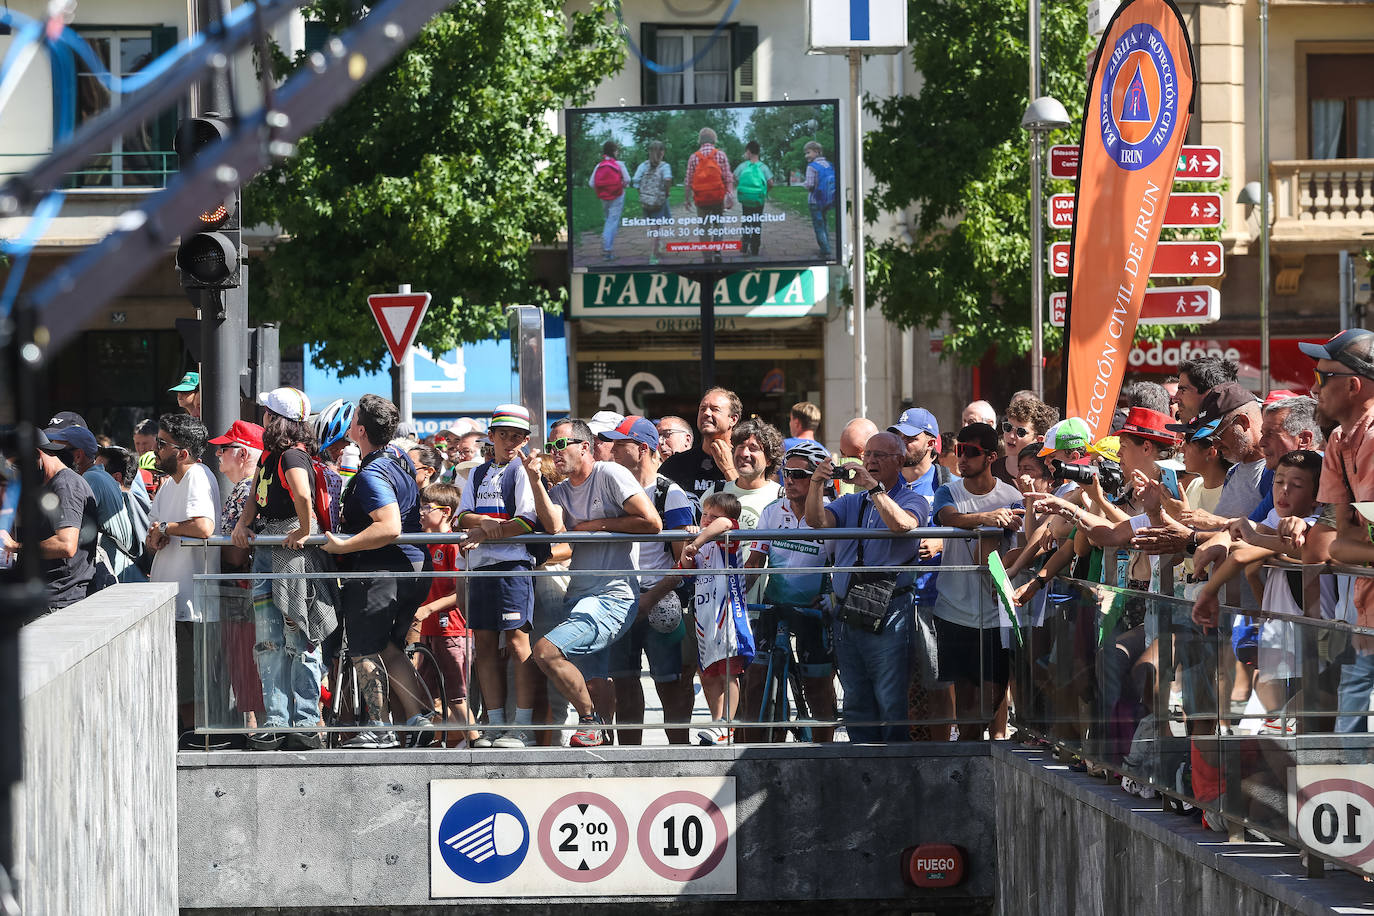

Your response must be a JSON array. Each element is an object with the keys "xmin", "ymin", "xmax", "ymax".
[{"xmin": 805, "ymin": 431, "xmax": 927, "ymax": 742}]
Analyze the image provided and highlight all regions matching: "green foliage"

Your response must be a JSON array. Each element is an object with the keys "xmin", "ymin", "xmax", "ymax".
[
  {"xmin": 864, "ymin": 0, "xmax": 1093, "ymax": 365},
  {"xmin": 247, "ymin": 0, "xmax": 623, "ymax": 375}
]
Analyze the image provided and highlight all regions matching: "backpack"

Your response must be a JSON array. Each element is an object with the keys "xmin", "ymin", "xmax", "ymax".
[
  {"xmin": 736, "ymin": 161, "xmax": 769, "ymax": 206},
  {"xmin": 810, "ymin": 158, "xmax": 836, "ymax": 208},
  {"xmin": 592, "ymin": 157, "xmax": 626, "ymax": 201},
  {"xmin": 638, "ymin": 161, "xmax": 669, "ymax": 210},
  {"xmin": 469, "ymin": 460, "xmax": 552, "ymax": 565},
  {"xmin": 278, "ymin": 446, "xmax": 334, "ymax": 533},
  {"xmin": 691, "ymin": 149, "xmax": 726, "ymax": 207}
]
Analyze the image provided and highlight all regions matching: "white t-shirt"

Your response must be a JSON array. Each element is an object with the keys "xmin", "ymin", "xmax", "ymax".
[
  {"xmin": 932, "ymin": 478, "xmax": 1024, "ymax": 628},
  {"xmin": 751, "ymin": 498, "xmax": 827, "ymax": 607},
  {"xmin": 721, "ymin": 479, "xmax": 783, "ymax": 602},
  {"xmin": 457, "ymin": 459, "xmax": 538, "ymax": 568},
  {"xmin": 549, "ymin": 462, "xmax": 643, "ymax": 603},
  {"xmin": 150, "ymin": 463, "xmax": 221, "ymax": 622}
]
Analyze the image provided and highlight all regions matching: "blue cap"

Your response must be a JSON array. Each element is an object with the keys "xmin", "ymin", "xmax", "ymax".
[
  {"xmin": 45, "ymin": 424, "xmax": 97, "ymax": 455},
  {"xmin": 597, "ymin": 415, "xmax": 660, "ymax": 450},
  {"xmin": 889, "ymin": 407, "xmax": 940, "ymax": 440}
]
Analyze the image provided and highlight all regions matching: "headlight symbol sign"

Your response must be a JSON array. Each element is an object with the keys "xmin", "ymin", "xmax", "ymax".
[{"xmin": 437, "ymin": 793, "xmax": 530, "ymax": 883}]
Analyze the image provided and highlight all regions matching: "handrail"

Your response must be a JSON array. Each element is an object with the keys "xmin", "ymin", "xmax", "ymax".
[{"xmin": 188, "ymin": 525, "xmax": 1006, "ymax": 548}]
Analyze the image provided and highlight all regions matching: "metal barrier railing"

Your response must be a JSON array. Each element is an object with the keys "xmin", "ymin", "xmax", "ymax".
[
  {"xmin": 1007, "ymin": 557, "xmax": 1374, "ymax": 881},
  {"xmin": 0, "ymin": 149, "xmax": 177, "ymax": 188},
  {"xmin": 184, "ymin": 526, "xmax": 1009, "ymax": 747}
]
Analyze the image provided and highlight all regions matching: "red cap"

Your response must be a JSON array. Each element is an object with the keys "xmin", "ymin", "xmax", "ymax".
[
  {"xmin": 208, "ymin": 419, "xmax": 265, "ymax": 450},
  {"xmin": 1263, "ymin": 389, "xmax": 1302, "ymax": 405}
]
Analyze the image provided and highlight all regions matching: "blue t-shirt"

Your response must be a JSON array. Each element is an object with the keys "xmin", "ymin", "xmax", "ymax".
[
  {"xmin": 341, "ymin": 445, "xmax": 423, "ymax": 565},
  {"xmin": 825, "ymin": 486, "xmax": 929, "ymax": 598},
  {"xmin": 83, "ymin": 465, "xmax": 126, "ymax": 525},
  {"xmin": 1248, "ymin": 467, "xmax": 1277, "ymax": 523},
  {"xmin": 904, "ymin": 465, "xmax": 943, "ymax": 606}
]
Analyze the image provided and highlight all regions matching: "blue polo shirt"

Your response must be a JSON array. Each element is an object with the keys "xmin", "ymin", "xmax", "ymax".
[
  {"xmin": 341, "ymin": 445, "xmax": 423, "ymax": 565},
  {"xmin": 904, "ymin": 465, "xmax": 943, "ymax": 606},
  {"xmin": 825, "ymin": 485, "xmax": 929, "ymax": 598}
]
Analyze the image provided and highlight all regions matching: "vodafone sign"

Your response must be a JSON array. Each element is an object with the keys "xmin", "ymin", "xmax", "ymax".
[{"xmin": 1124, "ymin": 338, "xmax": 1319, "ymax": 392}]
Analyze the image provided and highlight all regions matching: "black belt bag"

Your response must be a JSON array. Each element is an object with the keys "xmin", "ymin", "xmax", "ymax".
[{"xmin": 836, "ymin": 495, "xmax": 905, "ymax": 635}]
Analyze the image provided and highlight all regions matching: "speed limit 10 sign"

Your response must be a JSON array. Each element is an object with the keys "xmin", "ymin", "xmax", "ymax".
[{"xmin": 1288, "ymin": 765, "xmax": 1374, "ymax": 872}]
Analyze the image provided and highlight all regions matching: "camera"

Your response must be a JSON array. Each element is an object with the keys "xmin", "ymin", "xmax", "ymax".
[
  {"xmin": 830, "ymin": 465, "xmax": 857, "ymax": 482},
  {"xmin": 1049, "ymin": 458, "xmax": 1125, "ymax": 497}
]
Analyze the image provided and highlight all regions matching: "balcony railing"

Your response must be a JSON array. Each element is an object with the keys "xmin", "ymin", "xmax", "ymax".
[
  {"xmin": 0, "ymin": 149, "xmax": 177, "ymax": 190},
  {"xmin": 1271, "ymin": 159, "xmax": 1374, "ymax": 240}
]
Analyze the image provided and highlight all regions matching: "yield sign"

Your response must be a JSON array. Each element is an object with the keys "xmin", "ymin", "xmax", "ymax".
[
  {"xmin": 1049, "ymin": 285, "xmax": 1220, "ymax": 327},
  {"xmin": 368, "ymin": 292, "xmax": 432, "ymax": 365}
]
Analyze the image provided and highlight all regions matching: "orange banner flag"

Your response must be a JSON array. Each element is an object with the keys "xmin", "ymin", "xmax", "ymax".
[{"xmin": 1063, "ymin": 0, "xmax": 1196, "ymax": 438}]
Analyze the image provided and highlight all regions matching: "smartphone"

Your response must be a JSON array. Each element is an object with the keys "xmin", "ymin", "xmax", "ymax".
[{"xmin": 1159, "ymin": 466, "xmax": 1179, "ymax": 497}]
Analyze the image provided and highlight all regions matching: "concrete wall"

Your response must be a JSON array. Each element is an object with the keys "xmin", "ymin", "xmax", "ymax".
[
  {"xmin": 992, "ymin": 744, "xmax": 1374, "ymax": 916},
  {"xmin": 18, "ymin": 582, "xmax": 179, "ymax": 916},
  {"xmin": 178, "ymin": 743, "xmax": 997, "ymax": 911}
]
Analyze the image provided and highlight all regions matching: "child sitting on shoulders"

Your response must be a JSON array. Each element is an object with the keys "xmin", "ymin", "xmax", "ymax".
[{"xmin": 678, "ymin": 492, "xmax": 755, "ymax": 746}]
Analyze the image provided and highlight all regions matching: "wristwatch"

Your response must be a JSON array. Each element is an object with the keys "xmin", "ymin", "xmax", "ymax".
[
  {"xmin": 1185, "ymin": 529, "xmax": 1200, "ymax": 555},
  {"xmin": 868, "ymin": 483, "xmax": 886, "ymax": 496},
  {"xmin": 158, "ymin": 521, "xmax": 170, "ymax": 538}
]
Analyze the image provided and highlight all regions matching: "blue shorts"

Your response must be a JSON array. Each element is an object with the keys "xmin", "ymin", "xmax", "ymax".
[
  {"xmin": 467, "ymin": 561, "xmax": 534, "ymax": 631},
  {"xmin": 544, "ymin": 591, "xmax": 635, "ymax": 681},
  {"xmin": 608, "ymin": 613, "xmax": 682, "ymax": 683}
]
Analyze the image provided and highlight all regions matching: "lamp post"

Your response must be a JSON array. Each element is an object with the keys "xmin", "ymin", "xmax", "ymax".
[{"xmin": 1022, "ymin": 96, "xmax": 1071, "ymax": 399}]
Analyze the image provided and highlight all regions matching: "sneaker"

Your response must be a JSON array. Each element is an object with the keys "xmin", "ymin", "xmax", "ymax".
[
  {"xmin": 285, "ymin": 730, "xmax": 324, "ymax": 751},
  {"xmin": 1261, "ymin": 716, "xmax": 1297, "ymax": 734},
  {"xmin": 246, "ymin": 732, "xmax": 284, "ymax": 751},
  {"xmin": 570, "ymin": 714, "xmax": 606, "ymax": 748},
  {"xmin": 1201, "ymin": 810, "xmax": 1228, "ymax": 832},
  {"xmin": 472, "ymin": 730, "xmax": 498, "ymax": 748},
  {"xmin": 342, "ymin": 725, "xmax": 399, "ymax": 749},
  {"xmin": 493, "ymin": 729, "xmax": 535, "ymax": 749},
  {"xmin": 404, "ymin": 713, "xmax": 438, "ymax": 749},
  {"xmin": 696, "ymin": 726, "xmax": 733, "ymax": 746},
  {"xmin": 179, "ymin": 730, "xmax": 237, "ymax": 751}
]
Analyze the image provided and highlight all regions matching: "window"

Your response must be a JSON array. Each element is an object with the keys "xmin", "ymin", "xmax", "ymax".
[
  {"xmin": 640, "ymin": 24, "xmax": 758, "ymax": 105},
  {"xmin": 69, "ymin": 27, "xmax": 178, "ymax": 188},
  {"xmin": 1307, "ymin": 54, "xmax": 1374, "ymax": 159}
]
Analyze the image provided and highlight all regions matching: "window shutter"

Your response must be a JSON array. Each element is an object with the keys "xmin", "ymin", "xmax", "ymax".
[
  {"xmin": 732, "ymin": 24, "xmax": 759, "ymax": 103},
  {"xmin": 641, "ymin": 23, "xmax": 659, "ymax": 105}
]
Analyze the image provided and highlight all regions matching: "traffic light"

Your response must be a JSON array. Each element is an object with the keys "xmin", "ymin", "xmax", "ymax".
[{"xmin": 174, "ymin": 115, "xmax": 241, "ymax": 289}]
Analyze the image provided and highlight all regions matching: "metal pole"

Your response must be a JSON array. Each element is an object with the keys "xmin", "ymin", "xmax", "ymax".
[
  {"xmin": 1259, "ymin": 0, "xmax": 1271, "ymax": 396},
  {"xmin": 1340, "ymin": 250, "xmax": 1352, "ymax": 330},
  {"xmin": 390, "ymin": 282, "xmax": 413, "ymax": 422},
  {"xmin": 699, "ymin": 272, "xmax": 716, "ymax": 392},
  {"xmin": 1029, "ymin": 129, "xmax": 1045, "ymax": 399},
  {"xmin": 1028, "ymin": 0, "xmax": 1043, "ymax": 398},
  {"xmin": 849, "ymin": 49, "xmax": 868, "ymax": 419}
]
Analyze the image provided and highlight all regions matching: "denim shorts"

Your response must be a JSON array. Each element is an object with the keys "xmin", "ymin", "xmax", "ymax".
[
  {"xmin": 544, "ymin": 591, "xmax": 636, "ymax": 680},
  {"xmin": 607, "ymin": 614, "xmax": 682, "ymax": 683}
]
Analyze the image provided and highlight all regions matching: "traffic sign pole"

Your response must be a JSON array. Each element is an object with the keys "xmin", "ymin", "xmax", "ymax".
[{"xmin": 391, "ymin": 284, "xmax": 413, "ymax": 424}]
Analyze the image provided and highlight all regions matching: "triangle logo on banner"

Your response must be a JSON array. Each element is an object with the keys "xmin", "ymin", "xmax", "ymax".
[{"xmin": 367, "ymin": 292, "xmax": 432, "ymax": 365}]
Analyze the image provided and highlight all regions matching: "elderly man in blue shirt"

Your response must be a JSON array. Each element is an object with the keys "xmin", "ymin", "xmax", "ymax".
[{"xmin": 805, "ymin": 431, "xmax": 927, "ymax": 742}]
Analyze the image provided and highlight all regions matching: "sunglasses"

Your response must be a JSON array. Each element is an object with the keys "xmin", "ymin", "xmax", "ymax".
[
  {"xmin": 422, "ymin": 503, "xmax": 448, "ymax": 513},
  {"xmin": 1313, "ymin": 368, "xmax": 1360, "ymax": 389},
  {"xmin": 782, "ymin": 468, "xmax": 813, "ymax": 480},
  {"xmin": 956, "ymin": 443, "xmax": 989, "ymax": 458},
  {"xmin": 547, "ymin": 437, "xmax": 587, "ymax": 451},
  {"xmin": 1001, "ymin": 422, "xmax": 1032, "ymax": 438},
  {"xmin": 155, "ymin": 437, "xmax": 182, "ymax": 452},
  {"xmin": 659, "ymin": 427, "xmax": 691, "ymax": 438}
]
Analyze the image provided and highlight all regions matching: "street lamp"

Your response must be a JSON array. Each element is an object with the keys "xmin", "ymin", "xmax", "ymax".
[{"xmin": 1022, "ymin": 96, "xmax": 1071, "ymax": 399}]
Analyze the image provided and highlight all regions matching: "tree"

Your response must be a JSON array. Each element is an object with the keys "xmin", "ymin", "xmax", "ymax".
[
  {"xmin": 248, "ymin": 0, "xmax": 624, "ymax": 374},
  {"xmin": 864, "ymin": 0, "xmax": 1092, "ymax": 365}
]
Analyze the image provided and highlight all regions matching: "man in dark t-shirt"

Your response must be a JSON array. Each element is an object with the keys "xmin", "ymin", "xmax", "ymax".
[
  {"xmin": 17, "ymin": 432, "xmax": 99, "ymax": 612},
  {"xmin": 659, "ymin": 387, "xmax": 742, "ymax": 503}
]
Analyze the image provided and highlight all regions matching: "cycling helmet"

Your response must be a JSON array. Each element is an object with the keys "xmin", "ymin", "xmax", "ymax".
[
  {"xmin": 313, "ymin": 398, "xmax": 356, "ymax": 453},
  {"xmin": 783, "ymin": 440, "xmax": 831, "ymax": 471}
]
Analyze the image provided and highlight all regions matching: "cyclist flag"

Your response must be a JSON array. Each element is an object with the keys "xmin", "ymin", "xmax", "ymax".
[{"xmin": 1062, "ymin": 0, "xmax": 1196, "ymax": 439}]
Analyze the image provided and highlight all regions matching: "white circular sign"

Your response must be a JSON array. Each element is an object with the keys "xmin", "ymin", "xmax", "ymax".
[
  {"xmin": 637, "ymin": 791, "xmax": 729, "ymax": 881},
  {"xmin": 536, "ymin": 792, "xmax": 628, "ymax": 882}
]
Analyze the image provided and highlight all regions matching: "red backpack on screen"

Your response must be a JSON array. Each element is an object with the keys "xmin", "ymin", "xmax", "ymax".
[
  {"xmin": 592, "ymin": 157, "xmax": 626, "ymax": 200},
  {"xmin": 692, "ymin": 149, "xmax": 726, "ymax": 206}
]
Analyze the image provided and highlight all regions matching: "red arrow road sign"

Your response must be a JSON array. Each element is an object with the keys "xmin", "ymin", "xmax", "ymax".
[
  {"xmin": 1048, "ymin": 192, "xmax": 1223, "ymax": 230},
  {"xmin": 1049, "ymin": 285, "xmax": 1220, "ymax": 328},
  {"xmin": 1049, "ymin": 241, "xmax": 1224, "ymax": 278},
  {"xmin": 1048, "ymin": 144, "xmax": 1223, "ymax": 181},
  {"xmin": 368, "ymin": 292, "xmax": 432, "ymax": 365}
]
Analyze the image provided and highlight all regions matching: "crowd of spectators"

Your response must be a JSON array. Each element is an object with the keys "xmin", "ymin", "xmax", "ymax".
[{"xmin": 10, "ymin": 332, "xmax": 1374, "ymax": 769}]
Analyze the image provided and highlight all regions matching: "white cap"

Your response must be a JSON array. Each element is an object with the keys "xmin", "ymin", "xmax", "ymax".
[
  {"xmin": 588, "ymin": 410, "xmax": 625, "ymax": 436},
  {"xmin": 257, "ymin": 386, "xmax": 311, "ymax": 422}
]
